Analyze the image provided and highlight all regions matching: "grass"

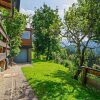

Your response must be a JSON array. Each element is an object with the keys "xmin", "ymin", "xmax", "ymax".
[{"xmin": 22, "ymin": 60, "xmax": 100, "ymax": 100}]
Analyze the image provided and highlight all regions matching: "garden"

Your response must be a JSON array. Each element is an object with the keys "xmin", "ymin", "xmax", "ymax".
[
  {"xmin": 0, "ymin": 0, "xmax": 100, "ymax": 99},
  {"xmin": 22, "ymin": 59, "xmax": 100, "ymax": 100}
]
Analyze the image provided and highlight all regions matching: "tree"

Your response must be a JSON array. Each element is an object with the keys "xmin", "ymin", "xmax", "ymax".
[
  {"xmin": 32, "ymin": 4, "xmax": 62, "ymax": 60},
  {"xmin": 78, "ymin": 0, "xmax": 100, "ymax": 43},
  {"xmin": 64, "ymin": 0, "xmax": 100, "ymax": 79},
  {"xmin": 4, "ymin": 9, "xmax": 26, "ymax": 57}
]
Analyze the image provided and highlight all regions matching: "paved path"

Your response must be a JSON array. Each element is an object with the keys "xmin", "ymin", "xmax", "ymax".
[{"xmin": 0, "ymin": 64, "xmax": 38, "ymax": 100}]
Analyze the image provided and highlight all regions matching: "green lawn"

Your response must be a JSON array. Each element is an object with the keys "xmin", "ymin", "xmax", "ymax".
[{"xmin": 22, "ymin": 60, "xmax": 100, "ymax": 100}]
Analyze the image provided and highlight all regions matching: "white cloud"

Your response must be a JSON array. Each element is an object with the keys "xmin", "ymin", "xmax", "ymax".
[
  {"xmin": 58, "ymin": 0, "xmax": 77, "ymax": 19},
  {"xmin": 20, "ymin": 0, "xmax": 77, "ymax": 19},
  {"xmin": 58, "ymin": 4, "xmax": 71, "ymax": 20},
  {"xmin": 20, "ymin": 8, "xmax": 34, "ymax": 15},
  {"xmin": 65, "ymin": 0, "xmax": 77, "ymax": 4},
  {"xmin": 20, "ymin": 8, "xmax": 34, "ymax": 28},
  {"xmin": 58, "ymin": 10, "xmax": 64, "ymax": 18}
]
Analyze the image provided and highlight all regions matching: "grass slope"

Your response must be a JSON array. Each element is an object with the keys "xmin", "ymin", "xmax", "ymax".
[{"xmin": 22, "ymin": 61, "xmax": 100, "ymax": 100}]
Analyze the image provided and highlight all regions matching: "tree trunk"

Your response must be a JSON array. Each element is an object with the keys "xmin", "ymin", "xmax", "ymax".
[
  {"xmin": 74, "ymin": 51, "xmax": 85, "ymax": 80},
  {"xmin": 73, "ymin": 69, "xmax": 81, "ymax": 80},
  {"xmin": 46, "ymin": 37, "xmax": 50, "ymax": 60},
  {"xmin": 74, "ymin": 43, "xmax": 88, "ymax": 80},
  {"xmin": 74, "ymin": 43, "xmax": 81, "ymax": 80},
  {"xmin": 46, "ymin": 44, "xmax": 50, "ymax": 60},
  {"xmin": 36, "ymin": 52, "xmax": 40, "ymax": 59},
  {"xmin": 77, "ymin": 43, "xmax": 81, "ymax": 66}
]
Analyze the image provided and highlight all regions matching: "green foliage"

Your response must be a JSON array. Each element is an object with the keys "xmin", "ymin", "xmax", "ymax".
[
  {"xmin": 84, "ymin": 49, "xmax": 100, "ymax": 67},
  {"xmin": 64, "ymin": 3, "xmax": 88, "ymax": 67},
  {"xmin": 4, "ymin": 9, "xmax": 26, "ymax": 57},
  {"xmin": 64, "ymin": 0, "xmax": 100, "ymax": 68},
  {"xmin": 0, "ymin": 8, "xmax": 10, "ymax": 17},
  {"xmin": 32, "ymin": 4, "xmax": 62, "ymax": 60},
  {"xmin": 64, "ymin": 1, "xmax": 100, "ymax": 79},
  {"xmin": 51, "ymin": 48, "xmax": 77, "ymax": 74},
  {"xmin": 52, "ymin": 51, "xmax": 62, "ymax": 64},
  {"xmin": 78, "ymin": 0, "xmax": 100, "ymax": 42},
  {"xmin": 22, "ymin": 61, "xmax": 100, "ymax": 100},
  {"xmin": 52, "ymin": 48, "xmax": 68, "ymax": 64}
]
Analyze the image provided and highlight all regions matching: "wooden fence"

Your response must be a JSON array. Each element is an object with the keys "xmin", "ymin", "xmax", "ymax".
[
  {"xmin": 0, "ymin": 22, "xmax": 10, "ymax": 70},
  {"xmin": 81, "ymin": 66, "xmax": 100, "ymax": 89}
]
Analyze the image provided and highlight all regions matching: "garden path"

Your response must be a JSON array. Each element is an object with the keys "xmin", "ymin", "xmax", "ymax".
[{"xmin": 0, "ymin": 64, "xmax": 38, "ymax": 100}]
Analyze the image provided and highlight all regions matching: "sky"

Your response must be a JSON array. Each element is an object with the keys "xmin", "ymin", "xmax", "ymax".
[
  {"xmin": 20, "ymin": 0, "xmax": 77, "ymax": 19},
  {"xmin": 20, "ymin": 0, "xmax": 78, "ymax": 44}
]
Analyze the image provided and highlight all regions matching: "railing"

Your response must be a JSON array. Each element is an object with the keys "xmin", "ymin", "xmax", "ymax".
[
  {"xmin": 81, "ymin": 66, "xmax": 100, "ymax": 89},
  {"xmin": 21, "ymin": 39, "xmax": 32, "ymax": 47},
  {"xmin": 0, "ymin": 22, "xmax": 10, "ymax": 69},
  {"xmin": 93, "ymin": 64, "xmax": 100, "ymax": 70}
]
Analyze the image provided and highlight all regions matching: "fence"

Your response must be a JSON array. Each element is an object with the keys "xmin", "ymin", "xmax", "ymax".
[
  {"xmin": 81, "ymin": 66, "xmax": 100, "ymax": 89},
  {"xmin": 0, "ymin": 22, "xmax": 10, "ymax": 70}
]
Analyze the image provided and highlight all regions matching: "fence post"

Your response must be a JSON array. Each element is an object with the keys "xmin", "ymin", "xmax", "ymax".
[{"xmin": 81, "ymin": 67, "xmax": 87, "ymax": 86}]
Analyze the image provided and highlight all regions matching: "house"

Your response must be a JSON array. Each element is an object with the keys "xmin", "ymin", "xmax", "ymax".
[
  {"xmin": 0, "ymin": 0, "xmax": 13, "ymax": 71},
  {"xmin": 14, "ymin": 28, "xmax": 33, "ymax": 63},
  {"xmin": 0, "ymin": 22, "xmax": 10, "ymax": 70},
  {"xmin": 15, "ymin": 0, "xmax": 20, "ymax": 11}
]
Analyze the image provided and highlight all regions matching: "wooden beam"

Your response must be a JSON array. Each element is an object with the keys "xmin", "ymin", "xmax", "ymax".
[
  {"xmin": 0, "ymin": 0, "xmax": 12, "ymax": 9},
  {"xmin": 0, "ymin": 22, "xmax": 9, "ymax": 41},
  {"xmin": 87, "ymin": 69, "xmax": 100, "ymax": 76},
  {"xmin": 3, "ymin": 0, "xmax": 11, "ymax": 3},
  {"xmin": 0, "ymin": 40, "xmax": 10, "ymax": 49},
  {"xmin": 7, "ymin": 50, "xmax": 10, "ymax": 56},
  {"xmin": 0, "ymin": 53, "xmax": 6, "ymax": 61},
  {"xmin": 0, "ymin": 28, "xmax": 7, "ymax": 40},
  {"xmin": 87, "ymin": 77, "xmax": 100, "ymax": 90},
  {"xmin": 94, "ymin": 64, "xmax": 100, "ymax": 70},
  {"xmin": 82, "ymin": 66, "xmax": 100, "ymax": 76}
]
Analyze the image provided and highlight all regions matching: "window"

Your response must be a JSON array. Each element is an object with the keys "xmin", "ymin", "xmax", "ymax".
[{"xmin": 21, "ymin": 31, "xmax": 30, "ymax": 39}]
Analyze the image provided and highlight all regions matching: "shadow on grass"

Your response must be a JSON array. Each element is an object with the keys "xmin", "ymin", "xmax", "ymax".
[
  {"xmin": 50, "ymin": 70, "xmax": 100, "ymax": 99},
  {"xmin": 27, "ymin": 70, "xmax": 100, "ymax": 100},
  {"xmin": 32, "ymin": 59, "xmax": 46, "ymax": 63},
  {"xmin": 32, "ymin": 59, "xmax": 53, "ymax": 64}
]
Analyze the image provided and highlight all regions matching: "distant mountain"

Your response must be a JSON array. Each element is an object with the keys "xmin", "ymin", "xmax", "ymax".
[
  {"xmin": 61, "ymin": 41, "xmax": 100, "ymax": 55},
  {"xmin": 87, "ymin": 41, "xmax": 100, "ymax": 55}
]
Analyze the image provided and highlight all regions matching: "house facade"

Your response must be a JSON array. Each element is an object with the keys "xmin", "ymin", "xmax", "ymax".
[
  {"xmin": 0, "ymin": 0, "xmax": 13, "ymax": 71},
  {"xmin": 14, "ymin": 28, "xmax": 33, "ymax": 63}
]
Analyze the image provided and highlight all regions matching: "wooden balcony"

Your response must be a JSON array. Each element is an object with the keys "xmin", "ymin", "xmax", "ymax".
[
  {"xmin": 21, "ymin": 28, "xmax": 33, "ymax": 48},
  {"xmin": 21, "ymin": 39, "xmax": 32, "ymax": 47}
]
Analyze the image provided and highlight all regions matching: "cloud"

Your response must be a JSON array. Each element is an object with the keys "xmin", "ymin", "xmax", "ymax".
[
  {"xmin": 20, "ymin": 8, "xmax": 34, "ymax": 15},
  {"xmin": 65, "ymin": 0, "xmax": 77, "ymax": 4},
  {"xmin": 58, "ymin": 0, "xmax": 77, "ymax": 19},
  {"xmin": 58, "ymin": 4, "xmax": 71, "ymax": 20},
  {"xmin": 20, "ymin": 0, "xmax": 77, "ymax": 19}
]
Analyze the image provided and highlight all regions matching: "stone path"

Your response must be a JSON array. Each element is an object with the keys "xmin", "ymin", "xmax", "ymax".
[{"xmin": 0, "ymin": 64, "xmax": 38, "ymax": 100}]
